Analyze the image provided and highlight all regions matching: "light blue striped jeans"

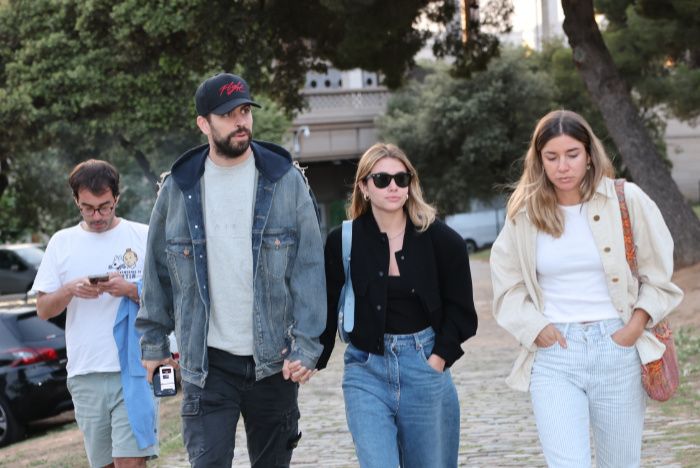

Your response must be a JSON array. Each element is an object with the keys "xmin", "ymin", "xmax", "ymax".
[{"xmin": 530, "ymin": 318, "xmax": 646, "ymax": 468}]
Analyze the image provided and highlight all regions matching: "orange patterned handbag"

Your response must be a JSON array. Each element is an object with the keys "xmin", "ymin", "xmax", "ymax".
[{"xmin": 615, "ymin": 179, "xmax": 679, "ymax": 401}]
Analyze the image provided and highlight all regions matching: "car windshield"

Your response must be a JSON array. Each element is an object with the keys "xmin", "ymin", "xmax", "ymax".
[{"xmin": 13, "ymin": 246, "xmax": 44, "ymax": 267}]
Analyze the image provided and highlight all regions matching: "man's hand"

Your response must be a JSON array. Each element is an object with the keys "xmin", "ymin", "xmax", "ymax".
[
  {"xmin": 142, "ymin": 357, "xmax": 179, "ymax": 384},
  {"xmin": 69, "ymin": 277, "xmax": 101, "ymax": 299},
  {"xmin": 283, "ymin": 359, "xmax": 316, "ymax": 384},
  {"xmin": 534, "ymin": 324, "xmax": 567, "ymax": 349},
  {"xmin": 98, "ymin": 273, "xmax": 139, "ymax": 302}
]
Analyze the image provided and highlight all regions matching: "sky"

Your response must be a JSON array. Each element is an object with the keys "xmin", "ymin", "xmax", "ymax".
[{"xmin": 510, "ymin": 0, "xmax": 564, "ymax": 48}]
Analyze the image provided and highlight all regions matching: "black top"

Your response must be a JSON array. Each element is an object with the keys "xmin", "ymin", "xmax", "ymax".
[
  {"xmin": 317, "ymin": 209, "xmax": 478, "ymax": 369},
  {"xmin": 385, "ymin": 275, "xmax": 429, "ymax": 334}
]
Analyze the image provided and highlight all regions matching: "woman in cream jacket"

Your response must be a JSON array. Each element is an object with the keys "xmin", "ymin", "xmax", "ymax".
[{"xmin": 490, "ymin": 110, "xmax": 683, "ymax": 468}]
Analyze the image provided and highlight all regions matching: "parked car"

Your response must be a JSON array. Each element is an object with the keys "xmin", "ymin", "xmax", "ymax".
[
  {"xmin": 445, "ymin": 207, "xmax": 506, "ymax": 254},
  {"xmin": 0, "ymin": 306, "xmax": 72, "ymax": 447},
  {"xmin": 0, "ymin": 243, "xmax": 44, "ymax": 296}
]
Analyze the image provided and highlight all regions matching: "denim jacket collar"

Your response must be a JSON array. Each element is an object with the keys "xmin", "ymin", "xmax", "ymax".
[{"xmin": 170, "ymin": 140, "xmax": 293, "ymax": 191}]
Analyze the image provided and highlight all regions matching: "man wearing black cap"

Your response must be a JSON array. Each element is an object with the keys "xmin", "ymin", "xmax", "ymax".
[{"xmin": 136, "ymin": 73, "xmax": 326, "ymax": 467}]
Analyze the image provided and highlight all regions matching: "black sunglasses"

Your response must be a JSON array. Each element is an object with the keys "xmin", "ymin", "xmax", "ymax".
[{"xmin": 365, "ymin": 172, "xmax": 412, "ymax": 189}]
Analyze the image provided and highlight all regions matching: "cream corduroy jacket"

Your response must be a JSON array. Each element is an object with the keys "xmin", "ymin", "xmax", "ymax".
[{"xmin": 490, "ymin": 177, "xmax": 684, "ymax": 392}]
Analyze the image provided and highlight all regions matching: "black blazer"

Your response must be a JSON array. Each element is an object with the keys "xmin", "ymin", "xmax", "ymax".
[{"xmin": 316, "ymin": 210, "xmax": 478, "ymax": 369}]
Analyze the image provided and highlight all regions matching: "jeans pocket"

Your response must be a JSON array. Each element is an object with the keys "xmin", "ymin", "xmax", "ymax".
[
  {"xmin": 418, "ymin": 342, "xmax": 444, "ymax": 375},
  {"xmin": 275, "ymin": 408, "xmax": 301, "ymax": 465},
  {"xmin": 344, "ymin": 344, "xmax": 371, "ymax": 368},
  {"xmin": 181, "ymin": 394, "xmax": 201, "ymax": 417},
  {"xmin": 537, "ymin": 342, "xmax": 560, "ymax": 351},
  {"xmin": 608, "ymin": 333, "xmax": 636, "ymax": 350},
  {"xmin": 181, "ymin": 384, "xmax": 206, "ymax": 461}
]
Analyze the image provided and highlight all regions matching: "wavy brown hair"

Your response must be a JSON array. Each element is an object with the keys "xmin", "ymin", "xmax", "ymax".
[
  {"xmin": 347, "ymin": 143, "xmax": 436, "ymax": 232},
  {"xmin": 507, "ymin": 110, "xmax": 615, "ymax": 236}
]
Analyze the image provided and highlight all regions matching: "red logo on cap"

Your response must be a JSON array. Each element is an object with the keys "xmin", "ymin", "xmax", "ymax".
[{"xmin": 219, "ymin": 82, "xmax": 245, "ymax": 96}]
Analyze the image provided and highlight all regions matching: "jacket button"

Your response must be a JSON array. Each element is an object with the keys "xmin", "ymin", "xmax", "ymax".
[
  {"xmin": 411, "ymin": 288, "xmax": 415, "ymax": 294},
  {"xmin": 593, "ymin": 215, "xmax": 600, "ymax": 221},
  {"xmin": 378, "ymin": 271, "xmax": 384, "ymax": 277},
  {"xmin": 400, "ymin": 255, "xmax": 405, "ymax": 260},
  {"xmin": 603, "ymin": 247, "xmax": 611, "ymax": 253},
  {"xmin": 612, "ymin": 277, "xmax": 619, "ymax": 283},
  {"xmin": 376, "ymin": 305, "xmax": 381, "ymax": 310}
]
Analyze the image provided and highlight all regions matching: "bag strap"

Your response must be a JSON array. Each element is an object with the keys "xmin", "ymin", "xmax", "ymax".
[
  {"xmin": 292, "ymin": 160, "xmax": 322, "ymax": 226},
  {"xmin": 614, "ymin": 178, "xmax": 640, "ymax": 280},
  {"xmin": 341, "ymin": 220, "xmax": 354, "ymax": 332}
]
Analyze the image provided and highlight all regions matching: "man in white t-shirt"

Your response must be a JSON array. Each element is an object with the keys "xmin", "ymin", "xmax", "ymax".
[{"xmin": 32, "ymin": 160, "xmax": 158, "ymax": 468}]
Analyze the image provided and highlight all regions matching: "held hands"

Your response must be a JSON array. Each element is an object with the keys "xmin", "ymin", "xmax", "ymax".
[
  {"xmin": 535, "ymin": 324, "xmax": 568, "ymax": 349},
  {"xmin": 283, "ymin": 359, "xmax": 316, "ymax": 384}
]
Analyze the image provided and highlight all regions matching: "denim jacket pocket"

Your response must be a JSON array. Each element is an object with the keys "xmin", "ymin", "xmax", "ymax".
[
  {"xmin": 261, "ymin": 229, "xmax": 297, "ymax": 280},
  {"xmin": 165, "ymin": 239, "xmax": 199, "ymax": 332},
  {"xmin": 166, "ymin": 239, "xmax": 197, "ymax": 290}
]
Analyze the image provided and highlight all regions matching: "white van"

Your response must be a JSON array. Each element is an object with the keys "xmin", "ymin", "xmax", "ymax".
[{"xmin": 445, "ymin": 206, "xmax": 505, "ymax": 254}]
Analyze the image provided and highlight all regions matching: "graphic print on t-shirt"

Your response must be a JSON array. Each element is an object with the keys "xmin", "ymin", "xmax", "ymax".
[{"xmin": 107, "ymin": 247, "xmax": 143, "ymax": 281}]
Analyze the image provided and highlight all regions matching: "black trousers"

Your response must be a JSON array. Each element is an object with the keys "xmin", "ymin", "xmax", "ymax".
[{"xmin": 181, "ymin": 348, "xmax": 301, "ymax": 467}]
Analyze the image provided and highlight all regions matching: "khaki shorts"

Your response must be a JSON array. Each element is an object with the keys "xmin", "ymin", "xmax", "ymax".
[{"xmin": 67, "ymin": 372, "xmax": 159, "ymax": 467}]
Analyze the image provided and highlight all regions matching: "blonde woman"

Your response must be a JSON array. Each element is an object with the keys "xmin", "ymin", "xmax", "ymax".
[
  {"xmin": 316, "ymin": 143, "xmax": 478, "ymax": 468},
  {"xmin": 490, "ymin": 110, "xmax": 683, "ymax": 467}
]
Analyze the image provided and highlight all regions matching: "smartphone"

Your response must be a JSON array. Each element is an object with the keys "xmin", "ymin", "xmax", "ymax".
[
  {"xmin": 153, "ymin": 365, "xmax": 177, "ymax": 397},
  {"xmin": 88, "ymin": 274, "xmax": 110, "ymax": 284}
]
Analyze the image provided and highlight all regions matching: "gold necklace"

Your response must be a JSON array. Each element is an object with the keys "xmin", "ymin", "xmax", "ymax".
[{"xmin": 387, "ymin": 228, "xmax": 405, "ymax": 241}]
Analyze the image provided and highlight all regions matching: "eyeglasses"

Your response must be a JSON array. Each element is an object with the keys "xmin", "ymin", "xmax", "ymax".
[
  {"xmin": 79, "ymin": 205, "xmax": 115, "ymax": 217},
  {"xmin": 365, "ymin": 172, "xmax": 412, "ymax": 189}
]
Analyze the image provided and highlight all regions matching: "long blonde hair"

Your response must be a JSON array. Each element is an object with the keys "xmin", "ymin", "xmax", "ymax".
[
  {"xmin": 348, "ymin": 143, "xmax": 436, "ymax": 232},
  {"xmin": 507, "ymin": 110, "xmax": 615, "ymax": 236}
]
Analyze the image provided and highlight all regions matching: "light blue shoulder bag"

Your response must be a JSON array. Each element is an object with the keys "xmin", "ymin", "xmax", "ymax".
[{"xmin": 337, "ymin": 220, "xmax": 354, "ymax": 343}]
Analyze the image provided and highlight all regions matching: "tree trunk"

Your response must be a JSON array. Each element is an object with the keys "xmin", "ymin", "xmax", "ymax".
[
  {"xmin": 0, "ymin": 157, "xmax": 9, "ymax": 199},
  {"xmin": 117, "ymin": 136, "xmax": 159, "ymax": 190},
  {"xmin": 561, "ymin": 0, "xmax": 700, "ymax": 268}
]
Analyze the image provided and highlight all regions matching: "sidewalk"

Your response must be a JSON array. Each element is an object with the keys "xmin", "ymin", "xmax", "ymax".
[{"xmin": 160, "ymin": 260, "xmax": 693, "ymax": 467}]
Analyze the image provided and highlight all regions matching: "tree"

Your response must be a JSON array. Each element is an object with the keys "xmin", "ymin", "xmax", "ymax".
[
  {"xmin": 597, "ymin": 0, "xmax": 700, "ymax": 120},
  {"xmin": 529, "ymin": 40, "xmax": 669, "ymax": 172},
  {"xmin": 561, "ymin": 0, "xmax": 700, "ymax": 267},
  {"xmin": 377, "ymin": 50, "xmax": 554, "ymax": 214},
  {"xmin": 0, "ymin": 0, "xmax": 479, "ymax": 237}
]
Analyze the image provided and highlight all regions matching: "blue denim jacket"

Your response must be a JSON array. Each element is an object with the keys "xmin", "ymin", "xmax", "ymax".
[{"xmin": 136, "ymin": 141, "xmax": 326, "ymax": 387}]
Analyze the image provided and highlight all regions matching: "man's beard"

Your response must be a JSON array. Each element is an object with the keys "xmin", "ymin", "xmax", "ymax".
[{"xmin": 212, "ymin": 127, "xmax": 252, "ymax": 159}]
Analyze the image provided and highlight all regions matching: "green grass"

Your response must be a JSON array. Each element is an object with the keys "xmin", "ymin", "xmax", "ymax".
[
  {"xmin": 693, "ymin": 203, "xmax": 700, "ymax": 219},
  {"xmin": 151, "ymin": 395, "xmax": 185, "ymax": 466},
  {"xmin": 661, "ymin": 327, "xmax": 700, "ymax": 466}
]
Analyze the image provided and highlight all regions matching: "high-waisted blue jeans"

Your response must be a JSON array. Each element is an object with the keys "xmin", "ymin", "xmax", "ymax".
[
  {"xmin": 530, "ymin": 318, "xmax": 646, "ymax": 468},
  {"xmin": 342, "ymin": 327, "xmax": 460, "ymax": 468}
]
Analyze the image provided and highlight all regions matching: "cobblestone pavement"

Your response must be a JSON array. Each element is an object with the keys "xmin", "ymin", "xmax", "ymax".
[{"xmin": 161, "ymin": 260, "xmax": 695, "ymax": 467}]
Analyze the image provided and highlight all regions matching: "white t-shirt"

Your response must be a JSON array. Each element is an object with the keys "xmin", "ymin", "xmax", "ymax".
[
  {"xmin": 32, "ymin": 219, "xmax": 148, "ymax": 377},
  {"xmin": 202, "ymin": 155, "xmax": 256, "ymax": 356},
  {"xmin": 536, "ymin": 203, "xmax": 619, "ymax": 323}
]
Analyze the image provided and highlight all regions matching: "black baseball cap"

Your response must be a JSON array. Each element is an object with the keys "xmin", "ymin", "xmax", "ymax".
[{"xmin": 194, "ymin": 73, "xmax": 261, "ymax": 116}]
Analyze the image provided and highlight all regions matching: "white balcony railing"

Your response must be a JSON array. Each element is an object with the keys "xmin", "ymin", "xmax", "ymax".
[
  {"xmin": 304, "ymin": 87, "xmax": 390, "ymax": 110},
  {"xmin": 295, "ymin": 87, "xmax": 391, "ymax": 124}
]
